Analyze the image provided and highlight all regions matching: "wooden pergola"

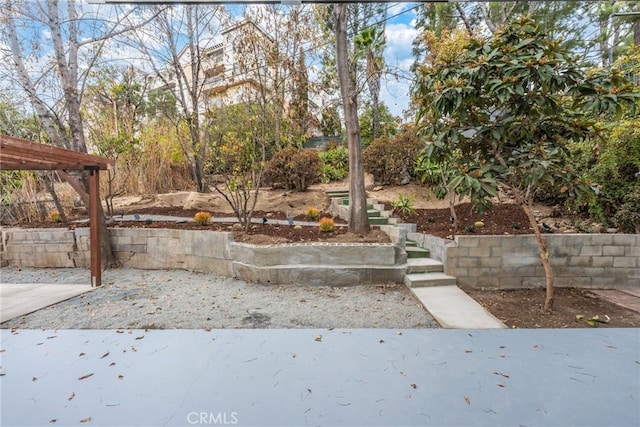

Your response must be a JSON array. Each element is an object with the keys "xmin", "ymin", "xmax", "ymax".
[{"xmin": 0, "ymin": 135, "xmax": 114, "ymax": 287}]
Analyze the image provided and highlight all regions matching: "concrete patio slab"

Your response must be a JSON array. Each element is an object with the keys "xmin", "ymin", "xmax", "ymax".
[
  {"xmin": 592, "ymin": 290, "xmax": 640, "ymax": 313},
  {"xmin": 0, "ymin": 283, "xmax": 93, "ymax": 323},
  {"xmin": 1, "ymin": 328, "xmax": 638, "ymax": 426},
  {"xmin": 411, "ymin": 285, "xmax": 507, "ymax": 329}
]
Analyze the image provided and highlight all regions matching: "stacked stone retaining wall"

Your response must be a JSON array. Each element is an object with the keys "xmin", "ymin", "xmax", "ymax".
[
  {"xmin": 1, "ymin": 227, "xmax": 406, "ymax": 286},
  {"xmin": 408, "ymin": 232, "xmax": 639, "ymax": 288}
]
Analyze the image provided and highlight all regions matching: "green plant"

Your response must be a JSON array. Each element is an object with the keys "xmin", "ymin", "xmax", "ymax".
[
  {"xmin": 263, "ymin": 147, "xmax": 321, "ymax": 191},
  {"xmin": 612, "ymin": 187, "xmax": 640, "ymax": 233},
  {"xmin": 194, "ymin": 211, "xmax": 212, "ymax": 225},
  {"xmin": 390, "ymin": 193, "xmax": 417, "ymax": 216},
  {"xmin": 427, "ymin": 216, "xmax": 435, "ymax": 223},
  {"xmin": 363, "ymin": 126, "xmax": 423, "ymax": 185},
  {"xmin": 318, "ymin": 217, "xmax": 335, "ymax": 232},
  {"xmin": 319, "ymin": 146, "xmax": 349, "ymax": 183},
  {"xmin": 305, "ymin": 207, "xmax": 320, "ymax": 221},
  {"xmin": 49, "ymin": 210, "xmax": 62, "ymax": 223},
  {"xmin": 464, "ymin": 225, "xmax": 476, "ymax": 233}
]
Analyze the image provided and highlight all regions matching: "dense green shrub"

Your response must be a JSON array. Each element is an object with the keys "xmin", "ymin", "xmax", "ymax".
[
  {"xmin": 363, "ymin": 127, "xmax": 424, "ymax": 185},
  {"xmin": 613, "ymin": 187, "xmax": 640, "ymax": 233},
  {"xmin": 568, "ymin": 118, "xmax": 640, "ymax": 224},
  {"xmin": 319, "ymin": 145, "xmax": 348, "ymax": 183},
  {"xmin": 263, "ymin": 147, "xmax": 320, "ymax": 191}
]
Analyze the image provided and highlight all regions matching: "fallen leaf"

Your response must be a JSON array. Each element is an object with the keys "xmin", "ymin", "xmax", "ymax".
[
  {"xmin": 497, "ymin": 384, "xmax": 506, "ymax": 388},
  {"xmin": 314, "ymin": 335, "xmax": 322, "ymax": 342},
  {"xmin": 49, "ymin": 419, "xmax": 57, "ymax": 424},
  {"xmin": 78, "ymin": 373, "xmax": 94, "ymax": 380},
  {"xmin": 32, "ymin": 377, "xmax": 38, "ymax": 382},
  {"xmin": 395, "ymin": 331, "xmax": 403, "ymax": 335},
  {"xmin": 68, "ymin": 392, "xmax": 75, "ymax": 401},
  {"xmin": 79, "ymin": 352, "xmax": 85, "ymax": 357},
  {"xmin": 379, "ymin": 339, "xmax": 385, "ymax": 344},
  {"xmin": 464, "ymin": 396, "xmax": 471, "ymax": 406},
  {"xmin": 116, "ymin": 330, "xmax": 124, "ymax": 334},
  {"xmin": 465, "ymin": 350, "xmax": 473, "ymax": 353},
  {"xmin": 410, "ymin": 383, "xmax": 417, "ymax": 389},
  {"xmin": 118, "ymin": 374, "xmax": 124, "ymax": 380},
  {"xmin": 100, "ymin": 352, "xmax": 110, "ymax": 359},
  {"xmin": 79, "ymin": 417, "xmax": 91, "ymax": 423},
  {"xmin": 135, "ymin": 335, "xmax": 144, "ymax": 340},
  {"xmin": 493, "ymin": 371, "xmax": 510, "ymax": 378},
  {"xmin": 292, "ymin": 353, "xmax": 297, "ymax": 358},
  {"xmin": 109, "ymin": 362, "xmax": 116, "ymax": 367}
]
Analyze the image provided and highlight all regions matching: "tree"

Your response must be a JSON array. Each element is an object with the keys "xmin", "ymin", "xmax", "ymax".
[
  {"xmin": 414, "ymin": 17, "xmax": 637, "ymax": 311},
  {"xmin": 0, "ymin": 0, "xmax": 155, "ymax": 266},
  {"xmin": 355, "ymin": 25, "xmax": 386, "ymax": 140},
  {"xmin": 128, "ymin": 4, "xmax": 227, "ymax": 192},
  {"xmin": 206, "ymin": 104, "xmax": 267, "ymax": 231},
  {"xmin": 358, "ymin": 101, "xmax": 397, "ymax": 146},
  {"xmin": 334, "ymin": 4, "xmax": 369, "ymax": 235}
]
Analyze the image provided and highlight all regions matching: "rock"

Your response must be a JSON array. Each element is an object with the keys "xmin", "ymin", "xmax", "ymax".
[
  {"xmin": 400, "ymin": 176, "xmax": 411, "ymax": 185},
  {"xmin": 231, "ymin": 223, "xmax": 243, "ymax": 231},
  {"xmin": 606, "ymin": 228, "xmax": 618, "ymax": 234},
  {"xmin": 372, "ymin": 186, "xmax": 384, "ymax": 192},
  {"xmin": 266, "ymin": 212, "xmax": 274, "ymax": 218},
  {"xmin": 474, "ymin": 221, "xmax": 484, "ymax": 228},
  {"xmin": 294, "ymin": 225, "xmax": 302, "ymax": 230}
]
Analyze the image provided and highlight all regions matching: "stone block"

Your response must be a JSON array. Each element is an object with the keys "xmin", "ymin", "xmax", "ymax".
[
  {"xmin": 566, "ymin": 256, "xmax": 592, "ymax": 267},
  {"xmin": 613, "ymin": 257, "xmax": 637, "ymax": 268},
  {"xmin": 550, "ymin": 245, "xmax": 582, "ymax": 257},
  {"xmin": 579, "ymin": 246, "xmax": 602, "ymax": 256},
  {"xmin": 503, "ymin": 256, "xmax": 540, "ymax": 267},
  {"xmin": 522, "ymin": 277, "xmax": 545, "ymax": 287},
  {"xmin": 554, "ymin": 276, "xmax": 592, "ymax": 287},
  {"xmin": 602, "ymin": 246, "xmax": 625, "ymax": 256},
  {"xmin": 498, "ymin": 276, "xmax": 523, "ymax": 288},
  {"xmin": 458, "ymin": 257, "xmax": 479, "ymax": 268},
  {"xmin": 468, "ymin": 247, "xmax": 490, "ymax": 257},
  {"xmin": 613, "ymin": 235, "xmax": 638, "ymax": 246},
  {"xmin": 445, "ymin": 267, "xmax": 468, "ymax": 277},
  {"xmin": 626, "ymin": 245, "xmax": 640, "ymax": 257},
  {"xmin": 591, "ymin": 256, "xmax": 614, "ymax": 268},
  {"xmin": 454, "ymin": 236, "xmax": 480, "ymax": 247},
  {"xmin": 477, "ymin": 257, "xmax": 502, "ymax": 268},
  {"xmin": 588, "ymin": 234, "xmax": 613, "ymax": 245}
]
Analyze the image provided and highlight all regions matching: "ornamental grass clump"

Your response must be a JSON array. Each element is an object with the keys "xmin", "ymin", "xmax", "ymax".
[
  {"xmin": 318, "ymin": 217, "xmax": 335, "ymax": 232},
  {"xmin": 194, "ymin": 211, "xmax": 212, "ymax": 225},
  {"xmin": 305, "ymin": 207, "xmax": 320, "ymax": 221},
  {"xmin": 49, "ymin": 210, "xmax": 62, "ymax": 223}
]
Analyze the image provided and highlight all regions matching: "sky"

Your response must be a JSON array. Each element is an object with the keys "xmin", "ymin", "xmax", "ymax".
[{"xmin": 0, "ymin": 1, "xmax": 420, "ymax": 119}]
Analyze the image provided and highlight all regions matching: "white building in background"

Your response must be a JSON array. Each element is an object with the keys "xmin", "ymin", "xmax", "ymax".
[
  {"xmin": 145, "ymin": 20, "xmax": 273, "ymax": 112},
  {"xmin": 145, "ymin": 19, "xmax": 322, "ymax": 137}
]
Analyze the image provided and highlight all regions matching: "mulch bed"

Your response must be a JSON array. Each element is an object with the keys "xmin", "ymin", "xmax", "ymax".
[{"xmin": 463, "ymin": 287, "xmax": 640, "ymax": 328}]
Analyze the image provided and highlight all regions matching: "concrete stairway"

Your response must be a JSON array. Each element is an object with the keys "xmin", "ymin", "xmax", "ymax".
[
  {"xmin": 326, "ymin": 189, "xmax": 504, "ymax": 328},
  {"xmin": 403, "ymin": 239, "xmax": 457, "ymax": 287}
]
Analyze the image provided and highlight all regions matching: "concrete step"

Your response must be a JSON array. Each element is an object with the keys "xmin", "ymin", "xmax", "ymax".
[
  {"xmin": 410, "ymin": 285, "xmax": 507, "ymax": 329},
  {"xmin": 406, "ymin": 258, "xmax": 444, "ymax": 273},
  {"xmin": 405, "ymin": 247, "xmax": 430, "ymax": 259},
  {"xmin": 405, "ymin": 240, "xmax": 417, "ymax": 247},
  {"xmin": 387, "ymin": 218, "xmax": 399, "ymax": 225},
  {"xmin": 342, "ymin": 200, "xmax": 374, "ymax": 209},
  {"xmin": 404, "ymin": 272, "xmax": 456, "ymax": 287},
  {"xmin": 326, "ymin": 189, "xmax": 349, "ymax": 198},
  {"xmin": 368, "ymin": 217, "xmax": 388, "ymax": 225},
  {"xmin": 367, "ymin": 209, "xmax": 381, "ymax": 217}
]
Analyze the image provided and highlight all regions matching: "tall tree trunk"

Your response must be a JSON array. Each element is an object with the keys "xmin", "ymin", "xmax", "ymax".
[
  {"xmin": 334, "ymin": 4, "xmax": 369, "ymax": 235},
  {"xmin": 494, "ymin": 151, "xmax": 554, "ymax": 311},
  {"xmin": 635, "ymin": 17, "xmax": 640, "ymax": 46},
  {"xmin": 41, "ymin": 172, "xmax": 68, "ymax": 223},
  {"xmin": 59, "ymin": 171, "xmax": 117, "ymax": 268}
]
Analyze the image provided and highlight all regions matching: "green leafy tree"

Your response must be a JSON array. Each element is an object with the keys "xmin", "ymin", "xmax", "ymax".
[
  {"xmin": 206, "ymin": 104, "xmax": 267, "ymax": 231},
  {"xmin": 359, "ymin": 102, "xmax": 398, "ymax": 146},
  {"xmin": 414, "ymin": 17, "xmax": 638, "ymax": 311}
]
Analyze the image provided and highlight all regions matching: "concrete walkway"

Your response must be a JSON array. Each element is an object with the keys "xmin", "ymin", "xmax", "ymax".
[
  {"xmin": 1, "ymin": 328, "xmax": 638, "ymax": 426},
  {"xmin": 411, "ymin": 285, "xmax": 507, "ymax": 329},
  {"xmin": 0, "ymin": 283, "xmax": 93, "ymax": 323}
]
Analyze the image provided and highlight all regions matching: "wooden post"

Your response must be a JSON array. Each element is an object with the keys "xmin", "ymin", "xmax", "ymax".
[{"xmin": 88, "ymin": 167, "xmax": 101, "ymax": 287}]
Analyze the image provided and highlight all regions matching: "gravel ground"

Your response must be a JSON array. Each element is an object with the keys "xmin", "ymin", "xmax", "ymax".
[{"xmin": 0, "ymin": 267, "xmax": 438, "ymax": 329}]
